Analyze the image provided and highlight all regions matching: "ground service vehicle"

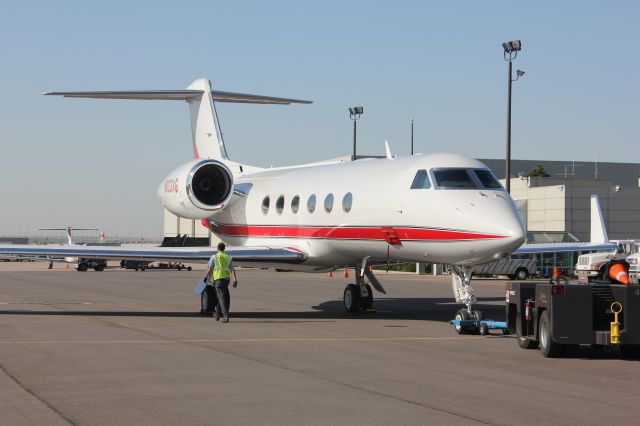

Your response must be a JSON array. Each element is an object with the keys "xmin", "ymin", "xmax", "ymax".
[
  {"xmin": 575, "ymin": 240, "xmax": 637, "ymax": 280},
  {"xmin": 506, "ymin": 260, "xmax": 640, "ymax": 357},
  {"xmin": 627, "ymin": 252, "xmax": 639, "ymax": 284}
]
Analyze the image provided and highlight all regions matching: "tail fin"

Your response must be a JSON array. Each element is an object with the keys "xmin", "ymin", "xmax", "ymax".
[
  {"xmin": 186, "ymin": 78, "xmax": 228, "ymax": 160},
  {"xmin": 590, "ymin": 194, "xmax": 609, "ymax": 244},
  {"xmin": 36, "ymin": 227, "xmax": 99, "ymax": 245},
  {"xmin": 44, "ymin": 78, "xmax": 312, "ymax": 161}
]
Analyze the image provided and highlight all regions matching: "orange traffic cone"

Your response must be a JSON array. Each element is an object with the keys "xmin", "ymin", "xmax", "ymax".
[
  {"xmin": 343, "ymin": 268, "xmax": 349, "ymax": 278},
  {"xmin": 327, "ymin": 271, "xmax": 333, "ymax": 278},
  {"xmin": 609, "ymin": 263, "xmax": 629, "ymax": 284}
]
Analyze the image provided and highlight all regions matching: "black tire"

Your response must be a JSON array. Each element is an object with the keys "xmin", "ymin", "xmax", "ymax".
[
  {"xmin": 472, "ymin": 310, "xmax": 485, "ymax": 321},
  {"xmin": 479, "ymin": 323, "xmax": 489, "ymax": 336},
  {"xmin": 94, "ymin": 264, "xmax": 105, "ymax": 272},
  {"xmin": 359, "ymin": 284, "xmax": 373, "ymax": 311},
  {"xmin": 187, "ymin": 266, "xmax": 192, "ymax": 271},
  {"xmin": 140, "ymin": 265, "xmax": 146, "ymax": 271},
  {"xmin": 343, "ymin": 284, "xmax": 360, "ymax": 313},
  {"xmin": 200, "ymin": 286, "xmax": 217, "ymax": 314},
  {"xmin": 539, "ymin": 310, "xmax": 562, "ymax": 357},
  {"xmin": 515, "ymin": 268, "xmax": 529, "ymax": 281},
  {"xmin": 76, "ymin": 262, "xmax": 88, "ymax": 272},
  {"xmin": 621, "ymin": 345, "xmax": 640, "ymax": 358},
  {"xmin": 453, "ymin": 309, "xmax": 470, "ymax": 334},
  {"xmin": 516, "ymin": 317, "xmax": 538, "ymax": 349}
]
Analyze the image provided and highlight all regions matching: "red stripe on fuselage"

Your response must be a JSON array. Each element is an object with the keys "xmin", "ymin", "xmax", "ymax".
[{"xmin": 215, "ymin": 224, "xmax": 506, "ymax": 241}]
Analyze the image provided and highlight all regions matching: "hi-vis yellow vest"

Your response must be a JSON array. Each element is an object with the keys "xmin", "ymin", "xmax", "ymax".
[{"xmin": 211, "ymin": 252, "xmax": 232, "ymax": 281}]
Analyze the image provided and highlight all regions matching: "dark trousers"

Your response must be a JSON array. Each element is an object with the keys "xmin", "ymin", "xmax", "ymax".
[{"xmin": 214, "ymin": 278, "xmax": 230, "ymax": 318}]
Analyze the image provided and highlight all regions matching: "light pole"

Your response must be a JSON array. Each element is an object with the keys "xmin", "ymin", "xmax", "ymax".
[
  {"xmin": 349, "ymin": 106, "xmax": 363, "ymax": 161},
  {"xmin": 502, "ymin": 39, "xmax": 524, "ymax": 193},
  {"xmin": 410, "ymin": 118, "xmax": 414, "ymax": 155}
]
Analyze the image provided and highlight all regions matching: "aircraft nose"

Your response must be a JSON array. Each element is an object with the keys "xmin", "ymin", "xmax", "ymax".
[{"xmin": 490, "ymin": 195, "xmax": 526, "ymax": 252}]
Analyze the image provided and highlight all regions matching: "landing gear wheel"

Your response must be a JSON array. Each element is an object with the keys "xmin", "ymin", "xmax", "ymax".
[
  {"xmin": 516, "ymin": 318, "xmax": 538, "ymax": 349},
  {"xmin": 343, "ymin": 284, "xmax": 360, "ymax": 313},
  {"xmin": 454, "ymin": 309, "xmax": 470, "ymax": 334},
  {"xmin": 472, "ymin": 310, "xmax": 485, "ymax": 321},
  {"xmin": 539, "ymin": 310, "xmax": 562, "ymax": 357},
  {"xmin": 359, "ymin": 284, "xmax": 373, "ymax": 311},
  {"xmin": 479, "ymin": 322, "xmax": 489, "ymax": 336},
  {"xmin": 200, "ymin": 286, "xmax": 216, "ymax": 314},
  {"xmin": 76, "ymin": 262, "xmax": 88, "ymax": 272}
]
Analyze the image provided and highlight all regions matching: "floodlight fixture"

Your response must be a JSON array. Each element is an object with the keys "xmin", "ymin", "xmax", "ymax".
[
  {"xmin": 349, "ymin": 106, "xmax": 363, "ymax": 119},
  {"xmin": 502, "ymin": 40, "xmax": 522, "ymax": 53},
  {"xmin": 349, "ymin": 106, "xmax": 364, "ymax": 160},
  {"xmin": 516, "ymin": 69, "xmax": 525, "ymax": 77}
]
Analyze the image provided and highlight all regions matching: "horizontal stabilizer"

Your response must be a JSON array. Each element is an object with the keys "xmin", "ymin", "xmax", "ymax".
[{"xmin": 44, "ymin": 90, "xmax": 312, "ymax": 105}]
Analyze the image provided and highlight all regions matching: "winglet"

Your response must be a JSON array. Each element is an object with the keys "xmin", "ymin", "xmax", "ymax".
[{"xmin": 590, "ymin": 194, "xmax": 609, "ymax": 244}]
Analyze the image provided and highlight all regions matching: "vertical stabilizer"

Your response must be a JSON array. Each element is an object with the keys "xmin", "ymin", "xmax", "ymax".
[
  {"xmin": 186, "ymin": 78, "xmax": 229, "ymax": 160},
  {"xmin": 590, "ymin": 194, "xmax": 609, "ymax": 244}
]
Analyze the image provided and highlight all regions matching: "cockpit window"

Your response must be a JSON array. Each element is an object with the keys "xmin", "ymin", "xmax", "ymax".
[
  {"xmin": 473, "ymin": 169, "xmax": 503, "ymax": 189},
  {"xmin": 432, "ymin": 169, "xmax": 477, "ymax": 189},
  {"xmin": 410, "ymin": 169, "xmax": 431, "ymax": 189}
]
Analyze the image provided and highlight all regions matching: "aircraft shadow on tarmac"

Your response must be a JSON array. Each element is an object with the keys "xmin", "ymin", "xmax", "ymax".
[{"xmin": 0, "ymin": 297, "xmax": 505, "ymax": 322}]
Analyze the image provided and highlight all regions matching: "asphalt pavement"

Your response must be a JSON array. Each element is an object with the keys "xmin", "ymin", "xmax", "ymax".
[{"xmin": 1, "ymin": 263, "xmax": 639, "ymax": 425}]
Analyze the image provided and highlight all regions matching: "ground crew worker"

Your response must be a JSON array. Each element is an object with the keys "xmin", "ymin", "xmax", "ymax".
[{"xmin": 206, "ymin": 243, "xmax": 237, "ymax": 323}]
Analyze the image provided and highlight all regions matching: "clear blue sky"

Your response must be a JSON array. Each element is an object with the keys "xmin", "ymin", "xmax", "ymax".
[{"xmin": 1, "ymin": 0, "xmax": 638, "ymax": 237}]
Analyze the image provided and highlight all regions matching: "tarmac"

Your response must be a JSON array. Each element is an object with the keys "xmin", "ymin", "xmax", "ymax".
[{"xmin": 1, "ymin": 262, "xmax": 639, "ymax": 425}]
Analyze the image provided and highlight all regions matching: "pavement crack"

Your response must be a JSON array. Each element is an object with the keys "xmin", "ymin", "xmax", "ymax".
[{"xmin": 0, "ymin": 362, "xmax": 76, "ymax": 426}]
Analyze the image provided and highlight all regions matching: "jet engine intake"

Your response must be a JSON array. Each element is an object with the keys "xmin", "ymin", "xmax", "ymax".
[{"xmin": 187, "ymin": 161, "xmax": 233, "ymax": 210}]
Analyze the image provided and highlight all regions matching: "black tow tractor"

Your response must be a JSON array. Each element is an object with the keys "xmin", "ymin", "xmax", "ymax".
[{"xmin": 506, "ymin": 260, "xmax": 640, "ymax": 357}]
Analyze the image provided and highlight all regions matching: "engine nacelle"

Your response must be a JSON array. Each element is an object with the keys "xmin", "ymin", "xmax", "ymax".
[{"xmin": 157, "ymin": 159, "xmax": 234, "ymax": 219}]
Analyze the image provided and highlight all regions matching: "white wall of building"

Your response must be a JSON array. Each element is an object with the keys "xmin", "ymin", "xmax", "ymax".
[{"xmin": 508, "ymin": 177, "xmax": 640, "ymax": 241}]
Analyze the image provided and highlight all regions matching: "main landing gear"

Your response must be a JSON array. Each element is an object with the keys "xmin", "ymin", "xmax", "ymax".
[
  {"xmin": 450, "ymin": 265, "xmax": 485, "ymax": 334},
  {"xmin": 342, "ymin": 257, "xmax": 386, "ymax": 313}
]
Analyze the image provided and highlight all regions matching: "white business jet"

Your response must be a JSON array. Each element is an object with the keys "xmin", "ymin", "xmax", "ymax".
[{"xmin": 0, "ymin": 78, "xmax": 615, "ymax": 319}]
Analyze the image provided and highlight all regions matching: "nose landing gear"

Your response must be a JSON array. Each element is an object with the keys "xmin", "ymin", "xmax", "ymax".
[{"xmin": 451, "ymin": 265, "xmax": 485, "ymax": 333}]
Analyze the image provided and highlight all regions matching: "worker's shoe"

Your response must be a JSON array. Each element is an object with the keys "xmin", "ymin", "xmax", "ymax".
[
  {"xmin": 221, "ymin": 317, "xmax": 229, "ymax": 323},
  {"xmin": 213, "ymin": 310, "xmax": 220, "ymax": 321}
]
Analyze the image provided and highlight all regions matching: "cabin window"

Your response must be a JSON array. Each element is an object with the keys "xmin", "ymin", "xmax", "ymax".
[
  {"xmin": 291, "ymin": 195, "xmax": 300, "ymax": 213},
  {"xmin": 432, "ymin": 169, "xmax": 477, "ymax": 189},
  {"xmin": 410, "ymin": 169, "xmax": 431, "ymax": 189},
  {"xmin": 324, "ymin": 193, "xmax": 334, "ymax": 213},
  {"xmin": 307, "ymin": 194, "xmax": 316, "ymax": 213},
  {"xmin": 276, "ymin": 195, "xmax": 285, "ymax": 215},
  {"xmin": 261, "ymin": 196, "xmax": 270, "ymax": 214},
  {"xmin": 342, "ymin": 192, "xmax": 353, "ymax": 213},
  {"xmin": 473, "ymin": 169, "xmax": 503, "ymax": 189}
]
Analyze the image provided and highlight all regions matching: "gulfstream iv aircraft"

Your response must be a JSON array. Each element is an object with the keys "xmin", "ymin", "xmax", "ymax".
[{"xmin": 0, "ymin": 78, "xmax": 615, "ymax": 319}]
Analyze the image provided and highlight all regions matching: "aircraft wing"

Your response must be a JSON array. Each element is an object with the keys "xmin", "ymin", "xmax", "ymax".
[{"xmin": 0, "ymin": 245, "xmax": 307, "ymax": 266}]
